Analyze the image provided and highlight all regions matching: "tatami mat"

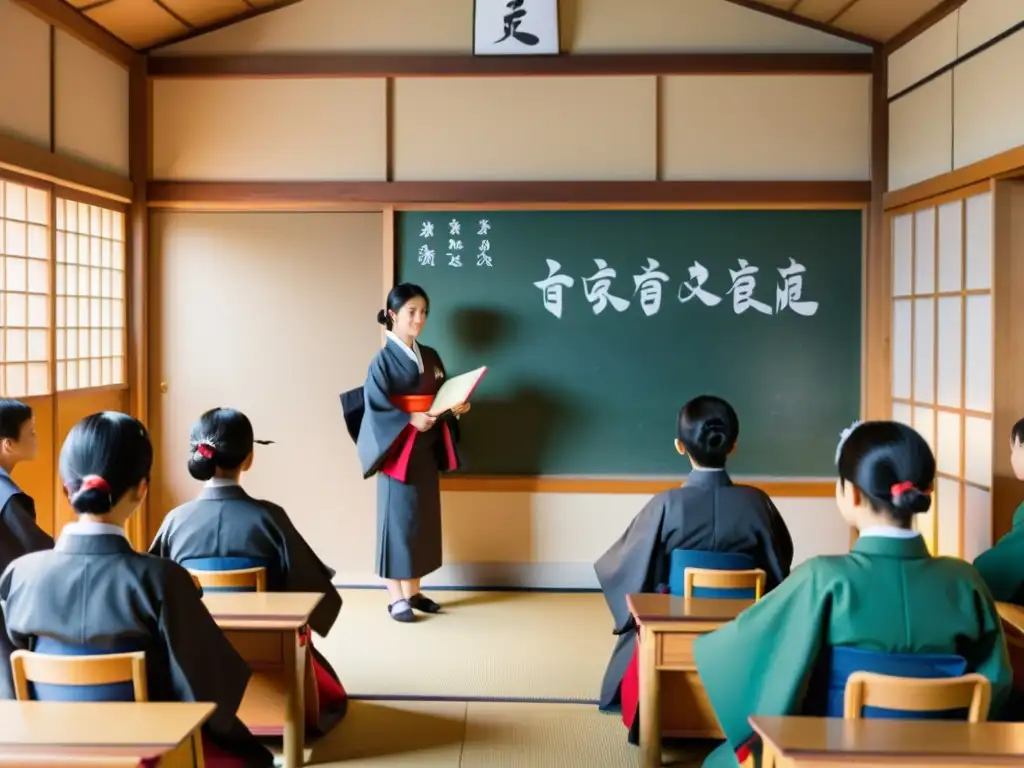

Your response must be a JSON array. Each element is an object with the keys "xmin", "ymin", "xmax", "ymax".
[
  {"xmin": 322, "ymin": 589, "xmax": 614, "ymax": 701},
  {"xmin": 301, "ymin": 699, "xmax": 714, "ymax": 767}
]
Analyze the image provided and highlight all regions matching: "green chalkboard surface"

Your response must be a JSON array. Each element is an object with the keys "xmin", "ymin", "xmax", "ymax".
[{"xmin": 396, "ymin": 209, "xmax": 862, "ymax": 477}]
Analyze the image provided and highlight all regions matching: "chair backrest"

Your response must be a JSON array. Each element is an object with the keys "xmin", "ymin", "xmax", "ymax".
[
  {"xmin": 683, "ymin": 567, "xmax": 765, "ymax": 600},
  {"xmin": 12, "ymin": 638, "xmax": 147, "ymax": 702},
  {"xmin": 668, "ymin": 549, "xmax": 757, "ymax": 598},
  {"xmin": 807, "ymin": 646, "xmax": 974, "ymax": 720},
  {"xmin": 844, "ymin": 671, "xmax": 991, "ymax": 723},
  {"xmin": 182, "ymin": 556, "xmax": 270, "ymax": 593}
]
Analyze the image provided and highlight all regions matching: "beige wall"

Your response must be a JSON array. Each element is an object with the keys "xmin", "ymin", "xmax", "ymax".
[
  {"xmin": 148, "ymin": 0, "xmax": 865, "ymax": 586},
  {"xmin": 888, "ymin": 0, "xmax": 1024, "ymax": 190}
]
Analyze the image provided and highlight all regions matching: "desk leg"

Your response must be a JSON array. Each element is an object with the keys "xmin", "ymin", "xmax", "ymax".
[
  {"xmin": 638, "ymin": 625, "xmax": 661, "ymax": 768},
  {"xmin": 282, "ymin": 629, "xmax": 307, "ymax": 768}
]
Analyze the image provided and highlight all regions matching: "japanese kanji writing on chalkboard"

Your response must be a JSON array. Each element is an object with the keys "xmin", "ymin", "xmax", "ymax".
[{"xmin": 418, "ymin": 217, "xmax": 494, "ymax": 269}]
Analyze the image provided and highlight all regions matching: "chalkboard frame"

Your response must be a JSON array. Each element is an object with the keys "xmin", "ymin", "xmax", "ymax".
[{"xmin": 386, "ymin": 201, "xmax": 868, "ymax": 493}]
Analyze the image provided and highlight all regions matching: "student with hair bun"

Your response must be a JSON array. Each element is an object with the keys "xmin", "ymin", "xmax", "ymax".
[
  {"xmin": 150, "ymin": 407, "xmax": 347, "ymax": 736},
  {"xmin": 341, "ymin": 283, "xmax": 471, "ymax": 623},
  {"xmin": 595, "ymin": 395, "xmax": 794, "ymax": 736},
  {"xmin": 693, "ymin": 420, "xmax": 1012, "ymax": 768},
  {"xmin": 0, "ymin": 412, "xmax": 272, "ymax": 767}
]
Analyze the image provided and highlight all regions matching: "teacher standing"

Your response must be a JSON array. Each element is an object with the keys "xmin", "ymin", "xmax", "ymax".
[{"xmin": 346, "ymin": 284, "xmax": 470, "ymax": 623}]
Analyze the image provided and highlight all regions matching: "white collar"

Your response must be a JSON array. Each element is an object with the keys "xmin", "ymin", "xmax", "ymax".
[
  {"xmin": 61, "ymin": 521, "xmax": 128, "ymax": 540},
  {"xmin": 690, "ymin": 467, "xmax": 724, "ymax": 472},
  {"xmin": 386, "ymin": 331, "xmax": 424, "ymax": 374},
  {"xmin": 859, "ymin": 525, "xmax": 921, "ymax": 540},
  {"xmin": 205, "ymin": 477, "xmax": 240, "ymax": 488}
]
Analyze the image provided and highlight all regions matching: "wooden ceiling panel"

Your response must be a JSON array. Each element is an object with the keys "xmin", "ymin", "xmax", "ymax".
[
  {"xmin": 84, "ymin": 0, "xmax": 187, "ymax": 49},
  {"xmin": 832, "ymin": 0, "xmax": 946, "ymax": 41},
  {"xmin": 161, "ymin": 0, "xmax": 251, "ymax": 27},
  {"xmin": 793, "ymin": 0, "xmax": 859, "ymax": 24}
]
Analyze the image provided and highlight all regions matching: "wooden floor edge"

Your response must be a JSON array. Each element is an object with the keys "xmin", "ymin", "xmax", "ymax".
[{"xmin": 440, "ymin": 476, "xmax": 835, "ymax": 496}]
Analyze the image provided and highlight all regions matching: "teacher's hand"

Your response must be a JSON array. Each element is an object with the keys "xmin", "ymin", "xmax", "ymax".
[
  {"xmin": 451, "ymin": 402, "xmax": 471, "ymax": 416},
  {"xmin": 410, "ymin": 412, "xmax": 436, "ymax": 432}
]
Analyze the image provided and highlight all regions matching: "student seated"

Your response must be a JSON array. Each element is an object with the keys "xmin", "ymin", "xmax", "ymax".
[
  {"xmin": 149, "ymin": 407, "xmax": 346, "ymax": 736},
  {"xmin": 0, "ymin": 399, "xmax": 54, "ymax": 698},
  {"xmin": 693, "ymin": 421, "xmax": 1012, "ymax": 768},
  {"xmin": 0, "ymin": 412, "xmax": 273, "ymax": 766},
  {"xmin": 593, "ymin": 395, "xmax": 794, "ymax": 732},
  {"xmin": 973, "ymin": 417, "xmax": 1024, "ymax": 602}
]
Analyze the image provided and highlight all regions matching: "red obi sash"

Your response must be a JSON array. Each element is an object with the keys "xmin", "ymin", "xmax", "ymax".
[{"xmin": 380, "ymin": 395, "xmax": 457, "ymax": 483}]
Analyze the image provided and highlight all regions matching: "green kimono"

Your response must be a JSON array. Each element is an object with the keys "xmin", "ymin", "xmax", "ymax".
[
  {"xmin": 693, "ymin": 534, "xmax": 1012, "ymax": 768},
  {"xmin": 974, "ymin": 502, "xmax": 1024, "ymax": 603}
]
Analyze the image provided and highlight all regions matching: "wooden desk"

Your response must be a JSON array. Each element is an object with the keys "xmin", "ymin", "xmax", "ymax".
[
  {"xmin": 627, "ymin": 594, "xmax": 751, "ymax": 768},
  {"xmin": 750, "ymin": 715, "xmax": 1024, "ymax": 767},
  {"xmin": 0, "ymin": 701, "xmax": 213, "ymax": 767},
  {"xmin": 997, "ymin": 602, "xmax": 1024, "ymax": 635},
  {"xmin": 204, "ymin": 592, "xmax": 323, "ymax": 768}
]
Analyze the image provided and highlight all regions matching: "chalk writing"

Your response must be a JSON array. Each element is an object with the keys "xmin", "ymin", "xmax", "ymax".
[
  {"xmin": 417, "ymin": 245, "xmax": 435, "ymax": 267},
  {"xmin": 583, "ymin": 259, "xmax": 630, "ymax": 315},
  {"xmin": 419, "ymin": 222, "xmax": 434, "ymax": 238},
  {"xmin": 727, "ymin": 259, "xmax": 772, "ymax": 315},
  {"xmin": 533, "ymin": 259, "xmax": 574, "ymax": 319},
  {"xmin": 776, "ymin": 258, "xmax": 819, "ymax": 316},
  {"xmin": 632, "ymin": 258, "xmax": 671, "ymax": 317}
]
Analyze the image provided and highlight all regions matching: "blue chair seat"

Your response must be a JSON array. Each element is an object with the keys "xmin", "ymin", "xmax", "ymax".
[
  {"xmin": 668, "ymin": 549, "xmax": 757, "ymax": 599},
  {"xmin": 180, "ymin": 556, "xmax": 272, "ymax": 593},
  {"xmin": 806, "ymin": 646, "xmax": 970, "ymax": 720},
  {"xmin": 28, "ymin": 637, "xmax": 145, "ymax": 702}
]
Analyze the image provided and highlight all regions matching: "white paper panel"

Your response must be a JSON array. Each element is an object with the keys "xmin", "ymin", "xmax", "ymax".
[
  {"xmin": 965, "ymin": 193, "xmax": 992, "ymax": 290},
  {"xmin": 913, "ymin": 298, "xmax": 935, "ymax": 403},
  {"xmin": 892, "ymin": 299, "xmax": 912, "ymax": 399},
  {"xmin": 964, "ymin": 416, "xmax": 993, "ymax": 488},
  {"xmin": 964, "ymin": 294, "xmax": 993, "ymax": 412},
  {"xmin": 893, "ymin": 214, "xmax": 914, "ymax": 296},
  {"xmin": 892, "ymin": 401, "xmax": 913, "ymax": 426},
  {"xmin": 914, "ymin": 407, "xmax": 935, "ymax": 454},
  {"xmin": 936, "ymin": 477, "xmax": 961, "ymax": 557},
  {"xmin": 962, "ymin": 485, "xmax": 992, "ymax": 562},
  {"xmin": 936, "ymin": 410, "xmax": 961, "ymax": 477},
  {"xmin": 937, "ymin": 201, "xmax": 962, "ymax": 292},
  {"xmin": 913, "ymin": 207, "xmax": 935, "ymax": 294},
  {"xmin": 936, "ymin": 296, "xmax": 962, "ymax": 408}
]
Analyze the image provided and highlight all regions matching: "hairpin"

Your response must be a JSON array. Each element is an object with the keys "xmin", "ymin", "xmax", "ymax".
[{"xmin": 835, "ymin": 420, "xmax": 862, "ymax": 465}]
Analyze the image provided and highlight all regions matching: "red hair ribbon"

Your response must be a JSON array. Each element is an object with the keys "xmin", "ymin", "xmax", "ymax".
[
  {"xmin": 78, "ymin": 475, "xmax": 111, "ymax": 493},
  {"xmin": 196, "ymin": 443, "xmax": 215, "ymax": 459},
  {"xmin": 891, "ymin": 481, "xmax": 915, "ymax": 499}
]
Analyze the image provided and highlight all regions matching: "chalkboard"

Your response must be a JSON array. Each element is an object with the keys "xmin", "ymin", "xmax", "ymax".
[{"xmin": 396, "ymin": 209, "xmax": 862, "ymax": 477}]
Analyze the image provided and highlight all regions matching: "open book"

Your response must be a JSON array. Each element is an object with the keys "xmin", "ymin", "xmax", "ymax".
[{"xmin": 429, "ymin": 366, "xmax": 487, "ymax": 417}]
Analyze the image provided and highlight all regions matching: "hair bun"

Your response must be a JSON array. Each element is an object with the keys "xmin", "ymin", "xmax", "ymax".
[
  {"xmin": 697, "ymin": 419, "xmax": 727, "ymax": 451},
  {"xmin": 70, "ymin": 487, "xmax": 114, "ymax": 515},
  {"xmin": 891, "ymin": 486, "xmax": 931, "ymax": 515},
  {"xmin": 376, "ymin": 309, "xmax": 388, "ymax": 326}
]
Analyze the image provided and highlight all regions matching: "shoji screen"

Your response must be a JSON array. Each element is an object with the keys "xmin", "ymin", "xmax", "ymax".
[{"xmin": 890, "ymin": 190, "xmax": 993, "ymax": 559}]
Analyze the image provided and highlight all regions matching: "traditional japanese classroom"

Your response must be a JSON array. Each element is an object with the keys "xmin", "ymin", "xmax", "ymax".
[{"xmin": 3, "ymin": 0, "xmax": 1024, "ymax": 766}]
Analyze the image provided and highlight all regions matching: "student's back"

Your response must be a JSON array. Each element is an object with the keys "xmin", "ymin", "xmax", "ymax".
[
  {"xmin": 973, "ymin": 417, "xmax": 1024, "ymax": 603},
  {"xmin": 594, "ymin": 396, "xmax": 793, "ymax": 716}
]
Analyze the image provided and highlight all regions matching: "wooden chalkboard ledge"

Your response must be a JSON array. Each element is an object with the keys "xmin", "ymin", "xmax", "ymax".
[{"xmin": 440, "ymin": 476, "xmax": 835, "ymax": 497}]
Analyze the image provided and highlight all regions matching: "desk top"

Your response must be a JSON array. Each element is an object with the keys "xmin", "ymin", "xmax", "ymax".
[
  {"xmin": 998, "ymin": 602, "xmax": 1024, "ymax": 633},
  {"xmin": 0, "ymin": 701, "xmax": 214, "ymax": 746},
  {"xmin": 749, "ymin": 716, "xmax": 1024, "ymax": 760},
  {"xmin": 203, "ymin": 591, "xmax": 323, "ymax": 629},
  {"xmin": 626, "ymin": 593, "xmax": 752, "ymax": 623}
]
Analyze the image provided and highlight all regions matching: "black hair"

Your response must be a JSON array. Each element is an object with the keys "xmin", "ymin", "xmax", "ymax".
[
  {"xmin": 1012, "ymin": 418, "xmax": 1024, "ymax": 447},
  {"xmin": 377, "ymin": 283, "xmax": 430, "ymax": 330},
  {"xmin": 59, "ymin": 412, "xmax": 152, "ymax": 516},
  {"xmin": 187, "ymin": 407, "xmax": 274, "ymax": 482},
  {"xmin": 837, "ymin": 421, "xmax": 934, "ymax": 527},
  {"xmin": 0, "ymin": 399, "xmax": 32, "ymax": 441},
  {"xmin": 676, "ymin": 395, "xmax": 739, "ymax": 469}
]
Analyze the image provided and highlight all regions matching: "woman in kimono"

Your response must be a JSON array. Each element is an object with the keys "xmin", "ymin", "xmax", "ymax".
[
  {"xmin": 693, "ymin": 421, "xmax": 1012, "ymax": 768},
  {"xmin": 0, "ymin": 399, "xmax": 54, "ymax": 699},
  {"xmin": 973, "ymin": 417, "xmax": 1024, "ymax": 602},
  {"xmin": 0, "ymin": 412, "xmax": 273, "ymax": 767},
  {"xmin": 345, "ymin": 284, "xmax": 469, "ymax": 622},
  {"xmin": 594, "ymin": 395, "xmax": 793, "ymax": 740},
  {"xmin": 150, "ymin": 406, "xmax": 347, "ymax": 737}
]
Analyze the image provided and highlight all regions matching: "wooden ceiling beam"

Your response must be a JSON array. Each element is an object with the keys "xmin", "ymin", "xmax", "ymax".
[
  {"xmin": 12, "ymin": 0, "xmax": 140, "ymax": 68},
  {"xmin": 147, "ymin": 52, "xmax": 873, "ymax": 78},
  {"xmin": 718, "ymin": 0, "xmax": 879, "ymax": 49},
  {"xmin": 885, "ymin": 0, "xmax": 969, "ymax": 54}
]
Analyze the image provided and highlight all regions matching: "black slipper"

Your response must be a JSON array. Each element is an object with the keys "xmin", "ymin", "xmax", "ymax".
[
  {"xmin": 388, "ymin": 599, "xmax": 416, "ymax": 622},
  {"xmin": 408, "ymin": 593, "xmax": 442, "ymax": 613}
]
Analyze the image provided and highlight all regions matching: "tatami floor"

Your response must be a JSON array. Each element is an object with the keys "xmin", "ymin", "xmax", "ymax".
[{"xmin": 279, "ymin": 589, "xmax": 716, "ymax": 766}]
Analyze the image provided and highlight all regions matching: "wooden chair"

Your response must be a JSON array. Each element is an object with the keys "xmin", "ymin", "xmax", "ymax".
[
  {"xmin": 843, "ymin": 671, "xmax": 992, "ymax": 722},
  {"xmin": 10, "ymin": 649, "xmax": 149, "ymax": 702},
  {"xmin": 683, "ymin": 567, "xmax": 766, "ymax": 601},
  {"xmin": 187, "ymin": 566, "xmax": 266, "ymax": 592}
]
